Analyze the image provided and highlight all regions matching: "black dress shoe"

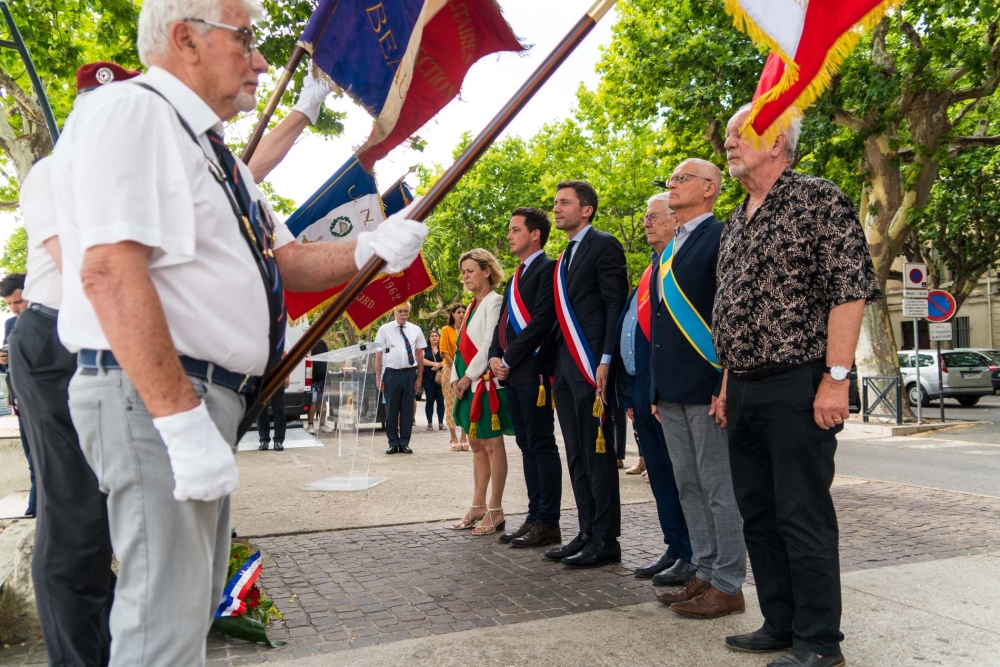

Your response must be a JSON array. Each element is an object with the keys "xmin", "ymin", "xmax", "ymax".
[
  {"xmin": 652, "ymin": 558, "xmax": 697, "ymax": 586},
  {"xmin": 545, "ymin": 533, "xmax": 589, "ymax": 561},
  {"xmin": 399, "ymin": 444, "xmax": 413, "ymax": 454},
  {"xmin": 561, "ymin": 538, "xmax": 622, "ymax": 568},
  {"xmin": 766, "ymin": 648, "xmax": 845, "ymax": 667},
  {"xmin": 273, "ymin": 441, "xmax": 284, "ymax": 451},
  {"xmin": 258, "ymin": 441, "xmax": 269, "ymax": 451},
  {"xmin": 510, "ymin": 524, "xmax": 562, "ymax": 548},
  {"xmin": 386, "ymin": 445, "xmax": 399, "ymax": 455},
  {"xmin": 634, "ymin": 550, "xmax": 676, "ymax": 579},
  {"xmin": 499, "ymin": 521, "xmax": 534, "ymax": 544},
  {"xmin": 726, "ymin": 626, "xmax": 794, "ymax": 653}
]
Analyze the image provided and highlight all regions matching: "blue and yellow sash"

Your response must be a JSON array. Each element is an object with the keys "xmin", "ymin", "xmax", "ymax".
[{"xmin": 658, "ymin": 239, "xmax": 722, "ymax": 372}]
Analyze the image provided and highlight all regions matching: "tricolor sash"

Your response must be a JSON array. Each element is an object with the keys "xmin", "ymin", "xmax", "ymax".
[
  {"xmin": 658, "ymin": 239, "xmax": 722, "ymax": 371},
  {"xmin": 636, "ymin": 264, "xmax": 653, "ymax": 341},
  {"xmin": 506, "ymin": 264, "xmax": 541, "ymax": 356},
  {"xmin": 456, "ymin": 298, "xmax": 501, "ymax": 437},
  {"xmin": 553, "ymin": 250, "xmax": 598, "ymax": 387}
]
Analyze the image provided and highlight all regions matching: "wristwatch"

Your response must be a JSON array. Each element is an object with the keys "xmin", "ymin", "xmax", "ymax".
[{"xmin": 825, "ymin": 365, "xmax": 850, "ymax": 382}]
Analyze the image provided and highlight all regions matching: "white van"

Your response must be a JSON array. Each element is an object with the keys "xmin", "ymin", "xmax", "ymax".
[{"xmin": 282, "ymin": 320, "xmax": 310, "ymax": 420}]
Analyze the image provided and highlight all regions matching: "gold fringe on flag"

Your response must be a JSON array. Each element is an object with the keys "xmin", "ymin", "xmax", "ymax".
[
  {"xmin": 536, "ymin": 384, "xmax": 546, "ymax": 407},
  {"xmin": 723, "ymin": 0, "xmax": 905, "ymax": 149}
]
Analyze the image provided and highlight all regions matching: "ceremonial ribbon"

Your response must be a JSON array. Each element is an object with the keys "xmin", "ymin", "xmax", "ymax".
[
  {"xmin": 636, "ymin": 264, "xmax": 653, "ymax": 341},
  {"xmin": 215, "ymin": 550, "xmax": 262, "ymax": 618},
  {"xmin": 658, "ymin": 239, "xmax": 722, "ymax": 371},
  {"xmin": 553, "ymin": 249, "xmax": 607, "ymax": 452},
  {"xmin": 506, "ymin": 263, "xmax": 541, "ymax": 356},
  {"xmin": 456, "ymin": 298, "xmax": 501, "ymax": 438}
]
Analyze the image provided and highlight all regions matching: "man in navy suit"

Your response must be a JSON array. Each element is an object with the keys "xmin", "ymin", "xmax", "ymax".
[
  {"xmin": 545, "ymin": 181, "xmax": 629, "ymax": 569},
  {"xmin": 608, "ymin": 193, "xmax": 694, "ymax": 585},
  {"xmin": 649, "ymin": 160, "xmax": 747, "ymax": 619},
  {"xmin": 489, "ymin": 207, "xmax": 562, "ymax": 549}
]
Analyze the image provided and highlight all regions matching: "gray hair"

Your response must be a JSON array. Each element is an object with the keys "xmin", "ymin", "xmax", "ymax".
[
  {"xmin": 734, "ymin": 102, "xmax": 802, "ymax": 161},
  {"xmin": 647, "ymin": 192, "xmax": 672, "ymax": 208},
  {"xmin": 137, "ymin": 0, "xmax": 263, "ymax": 65}
]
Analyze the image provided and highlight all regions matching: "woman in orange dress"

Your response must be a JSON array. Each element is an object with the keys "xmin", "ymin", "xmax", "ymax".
[{"xmin": 439, "ymin": 304, "xmax": 467, "ymax": 450}]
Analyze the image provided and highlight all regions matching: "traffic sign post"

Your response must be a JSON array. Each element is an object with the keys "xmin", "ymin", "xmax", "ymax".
[
  {"xmin": 903, "ymin": 262, "xmax": 928, "ymax": 299},
  {"xmin": 925, "ymin": 289, "xmax": 957, "ymax": 425},
  {"xmin": 902, "ymin": 267, "xmax": 929, "ymax": 424}
]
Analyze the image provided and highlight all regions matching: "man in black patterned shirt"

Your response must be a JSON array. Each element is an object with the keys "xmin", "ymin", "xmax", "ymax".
[{"xmin": 712, "ymin": 104, "xmax": 881, "ymax": 667}]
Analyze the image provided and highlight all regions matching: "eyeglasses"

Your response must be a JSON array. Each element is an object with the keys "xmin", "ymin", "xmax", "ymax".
[
  {"xmin": 643, "ymin": 212, "xmax": 676, "ymax": 223},
  {"xmin": 184, "ymin": 18, "xmax": 257, "ymax": 55},
  {"xmin": 668, "ymin": 173, "xmax": 713, "ymax": 185}
]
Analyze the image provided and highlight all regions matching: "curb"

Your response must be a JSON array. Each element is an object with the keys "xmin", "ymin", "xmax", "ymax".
[{"xmin": 843, "ymin": 420, "xmax": 989, "ymax": 436}]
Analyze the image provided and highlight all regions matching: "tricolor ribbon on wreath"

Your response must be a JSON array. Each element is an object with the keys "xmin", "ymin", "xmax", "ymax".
[
  {"xmin": 457, "ymin": 297, "xmax": 501, "ymax": 439},
  {"xmin": 658, "ymin": 240, "xmax": 722, "ymax": 372},
  {"xmin": 215, "ymin": 550, "xmax": 263, "ymax": 618},
  {"xmin": 553, "ymin": 249, "xmax": 607, "ymax": 453},
  {"xmin": 506, "ymin": 265, "xmax": 548, "ymax": 407}
]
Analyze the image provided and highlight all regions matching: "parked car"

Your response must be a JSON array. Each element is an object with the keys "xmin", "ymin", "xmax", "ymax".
[
  {"xmin": 954, "ymin": 348, "xmax": 1000, "ymax": 393},
  {"xmin": 897, "ymin": 349, "xmax": 993, "ymax": 407}
]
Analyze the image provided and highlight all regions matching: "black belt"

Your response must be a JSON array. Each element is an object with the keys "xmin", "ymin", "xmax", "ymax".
[
  {"xmin": 29, "ymin": 303, "xmax": 59, "ymax": 319},
  {"xmin": 384, "ymin": 366, "xmax": 417, "ymax": 372},
  {"xmin": 729, "ymin": 359, "xmax": 823, "ymax": 382},
  {"xmin": 78, "ymin": 349, "xmax": 261, "ymax": 395}
]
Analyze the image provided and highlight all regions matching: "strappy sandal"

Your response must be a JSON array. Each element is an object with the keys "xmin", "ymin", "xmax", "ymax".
[
  {"xmin": 451, "ymin": 505, "xmax": 485, "ymax": 530},
  {"xmin": 450, "ymin": 441, "xmax": 463, "ymax": 452},
  {"xmin": 471, "ymin": 507, "xmax": 505, "ymax": 536}
]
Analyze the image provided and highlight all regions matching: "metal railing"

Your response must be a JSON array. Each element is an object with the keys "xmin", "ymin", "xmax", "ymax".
[{"xmin": 861, "ymin": 376, "xmax": 902, "ymax": 424}]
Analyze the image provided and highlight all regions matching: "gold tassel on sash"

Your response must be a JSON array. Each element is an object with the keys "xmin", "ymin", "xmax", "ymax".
[
  {"xmin": 595, "ymin": 425, "xmax": 606, "ymax": 454},
  {"xmin": 469, "ymin": 423, "xmax": 478, "ymax": 439},
  {"xmin": 491, "ymin": 413, "xmax": 500, "ymax": 431},
  {"xmin": 592, "ymin": 396, "xmax": 602, "ymax": 418},
  {"xmin": 551, "ymin": 392, "xmax": 556, "ymax": 410},
  {"xmin": 537, "ymin": 383, "xmax": 546, "ymax": 407}
]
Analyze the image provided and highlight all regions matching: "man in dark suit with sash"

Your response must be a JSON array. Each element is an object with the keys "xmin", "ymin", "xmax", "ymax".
[
  {"xmin": 609, "ymin": 193, "xmax": 695, "ymax": 586},
  {"xmin": 489, "ymin": 207, "xmax": 562, "ymax": 548},
  {"xmin": 649, "ymin": 159, "xmax": 746, "ymax": 619},
  {"xmin": 545, "ymin": 180, "xmax": 629, "ymax": 568}
]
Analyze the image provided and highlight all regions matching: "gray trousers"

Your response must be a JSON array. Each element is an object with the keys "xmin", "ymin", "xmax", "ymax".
[
  {"xmin": 69, "ymin": 369, "xmax": 243, "ymax": 667},
  {"xmin": 657, "ymin": 401, "xmax": 746, "ymax": 596}
]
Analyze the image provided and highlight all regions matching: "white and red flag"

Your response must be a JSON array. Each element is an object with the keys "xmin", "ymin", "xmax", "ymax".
[{"xmin": 724, "ymin": 0, "xmax": 903, "ymax": 143}]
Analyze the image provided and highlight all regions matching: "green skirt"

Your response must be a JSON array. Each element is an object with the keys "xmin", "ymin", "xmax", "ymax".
[{"xmin": 453, "ymin": 381, "xmax": 514, "ymax": 438}]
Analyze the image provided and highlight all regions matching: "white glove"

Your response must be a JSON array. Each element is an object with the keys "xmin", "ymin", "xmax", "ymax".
[
  {"xmin": 355, "ymin": 207, "xmax": 428, "ymax": 273},
  {"xmin": 153, "ymin": 401, "xmax": 239, "ymax": 502},
  {"xmin": 292, "ymin": 67, "xmax": 334, "ymax": 124}
]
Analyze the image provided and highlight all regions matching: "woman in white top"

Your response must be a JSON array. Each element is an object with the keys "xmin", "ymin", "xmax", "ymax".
[{"xmin": 450, "ymin": 249, "xmax": 514, "ymax": 535}]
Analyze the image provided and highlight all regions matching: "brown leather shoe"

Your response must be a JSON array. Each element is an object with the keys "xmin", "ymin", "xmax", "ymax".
[
  {"xmin": 510, "ymin": 524, "xmax": 562, "ymax": 548},
  {"xmin": 669, "ymin": 585, "xmax": 745, "ymax": 619},
  {"xmin": 498, "ymin": 521, "xmax": 534, "ymax": 544},
  {"xmin": 656, "ymin": 575, "xmax": 708, "ymax": 605}
]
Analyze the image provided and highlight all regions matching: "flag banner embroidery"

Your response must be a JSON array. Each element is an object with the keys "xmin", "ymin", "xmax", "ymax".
[
  {"xmin": 299, "ymin": 0, "xmax": 524, "ymax": 170},
  {"xmin": 725, "ymin": 0, "xmax": 903, "ymax": 144},
  {"xmin": 215, "ymin": 550, "xmax": 262, "ymax": 618}
]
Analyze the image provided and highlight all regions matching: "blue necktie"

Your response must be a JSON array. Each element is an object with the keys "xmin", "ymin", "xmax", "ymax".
[{"xmin": 399, "ymin": 326, "xmax": 415, "ymax": 366}]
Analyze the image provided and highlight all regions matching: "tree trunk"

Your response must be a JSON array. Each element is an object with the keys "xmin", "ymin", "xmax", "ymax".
[{"xmin": 855, "ymin": 294, "xmax": 916, "ymax": 421}]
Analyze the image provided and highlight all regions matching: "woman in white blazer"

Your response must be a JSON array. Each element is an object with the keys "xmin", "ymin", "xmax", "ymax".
[{"xmin": 450, "ymin": 249, "xmax": 514, "ymax": 535}]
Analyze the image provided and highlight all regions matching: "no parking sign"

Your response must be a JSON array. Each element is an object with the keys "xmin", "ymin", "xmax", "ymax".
[{"xmin": 926, "ymin": 290, "xmax": 957, "ymax": 323}]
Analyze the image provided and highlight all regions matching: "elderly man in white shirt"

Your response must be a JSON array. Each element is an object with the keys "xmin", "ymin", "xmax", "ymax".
[
  {"xmin": 48, "ymin": 0, "xmax": 427, "ymax": 663},
  {"xmin": 373, "ymin": 302, "xmax": 426, "ymax": 455}
]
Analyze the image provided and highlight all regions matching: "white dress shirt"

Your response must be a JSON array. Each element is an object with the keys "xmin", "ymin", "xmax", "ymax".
[
  {"xmin": 50, "ymin": 67, "xmax": 294, "ymax": 376},
  {"xmin": 375, "ymin": 320, "xmax": 426, "ymax": 370},
  {"xmin": 672, "ymin": 212, "xmax": 713, "ymax": 254},
  {"xmin": 20, "ymin": 158, "xmax": 62, "ymax": 310}
]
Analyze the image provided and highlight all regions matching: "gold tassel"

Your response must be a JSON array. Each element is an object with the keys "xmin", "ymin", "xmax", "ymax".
[
  {"xmin": 595, "ymin": 427, "xmax": 606, "ymax": 454},
  {"xmin": 469, "ymin": 423, "xmax": 477, "ymax": 439},
  {"xmin": 491, "ymin": 413, "xmax": 500, "ymax": 431},
  {"xmin": 537, "ymin": 384, "xmax": 546, "ymax": 407},
  {"xmin": 592, "ymin": 396, "xmax": 602, "ymax": 418},
  {"xmin": 551, "ymin": 392, "xmax": 556, "ymax": 410}
]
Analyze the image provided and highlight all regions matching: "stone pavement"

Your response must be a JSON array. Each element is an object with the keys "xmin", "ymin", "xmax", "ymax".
[{"xmin": 12, "ymin": 477, "xmax": 993, "ymax": 665}]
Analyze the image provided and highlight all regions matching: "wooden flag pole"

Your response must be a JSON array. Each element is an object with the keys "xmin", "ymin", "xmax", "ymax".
[
  {"xmin": 237, "ymin": 0, "xmax": 617, "ymax": 439},
  {"xmin": 240, "ymin": 44, "xmax": 307, "ymax": 162}
]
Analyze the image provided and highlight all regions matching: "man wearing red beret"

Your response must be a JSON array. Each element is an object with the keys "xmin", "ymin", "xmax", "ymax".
[{"xmin": 7, "ymin": 60, "xmax": 138, "ymax": 667}]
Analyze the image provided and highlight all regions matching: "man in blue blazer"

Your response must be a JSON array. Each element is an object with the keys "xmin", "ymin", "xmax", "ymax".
[
  {"xmin": 608, "ymin": 193, "xmax": 693, "ymax": 584},
  {"xmin": 649, "ymin": 159, "xmax": 747, "ymax": 619}
]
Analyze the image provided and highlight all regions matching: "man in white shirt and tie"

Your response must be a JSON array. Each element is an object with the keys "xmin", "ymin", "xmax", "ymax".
[{"xmin": 374, "ymin": 303, "xmax": 425, "ymax": 454}]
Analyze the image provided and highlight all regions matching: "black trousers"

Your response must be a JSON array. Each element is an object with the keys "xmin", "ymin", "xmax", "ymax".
[
  {"xmin": 8, "ymin": 308, "xmax": 114, "ymax": 667},
  {"xmin": 258, "ymin": 386, "xmax": 286, "ymax": 444},
  {"xmin": 727, "ymin": 361, "xmax": 844, "ymax": 655},
  {"xmin": 554, "ymin": 376, "xmax": 621, "ymax": 540},
  {"xmin": 423, "ymin": 379, "xmax": 445, "ymax": 425},
  {"xmin": 505, "ymin": 380, "xmax": 562, "ymax": 528},
  {"xmin": 384, "ymin": 367, "xmax": 416, "ymax": 447},
  {"xmin": 603, "ymin": 406, "xmax": 627, "ymax": 460}
]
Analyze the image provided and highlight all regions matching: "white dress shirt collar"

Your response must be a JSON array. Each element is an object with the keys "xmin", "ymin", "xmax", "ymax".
[
  {"xmin": 144, "ymin": 67, "xmax": 224, "ymax": 139},
  {"xmin": 673, "ymin": 212, "xmax": 713, "ymax": 253},
  {"xmin": 521, "ymin": 248, "xmax": 545, "ymax": 269}
]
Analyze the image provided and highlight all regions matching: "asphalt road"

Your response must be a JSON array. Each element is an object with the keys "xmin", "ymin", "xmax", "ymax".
[{"xmin": 838, "ymin": 394, "xmax": 1000, "ymax": 498}]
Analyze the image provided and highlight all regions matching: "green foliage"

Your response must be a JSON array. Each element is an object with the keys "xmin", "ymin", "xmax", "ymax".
[
  {"xmin": 0, "ymin": 226, "xmax": 27, "ymax": 274},
  {"xmin": 258, "ymin": 180, "xmax": 297, "ymax": 216}
]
